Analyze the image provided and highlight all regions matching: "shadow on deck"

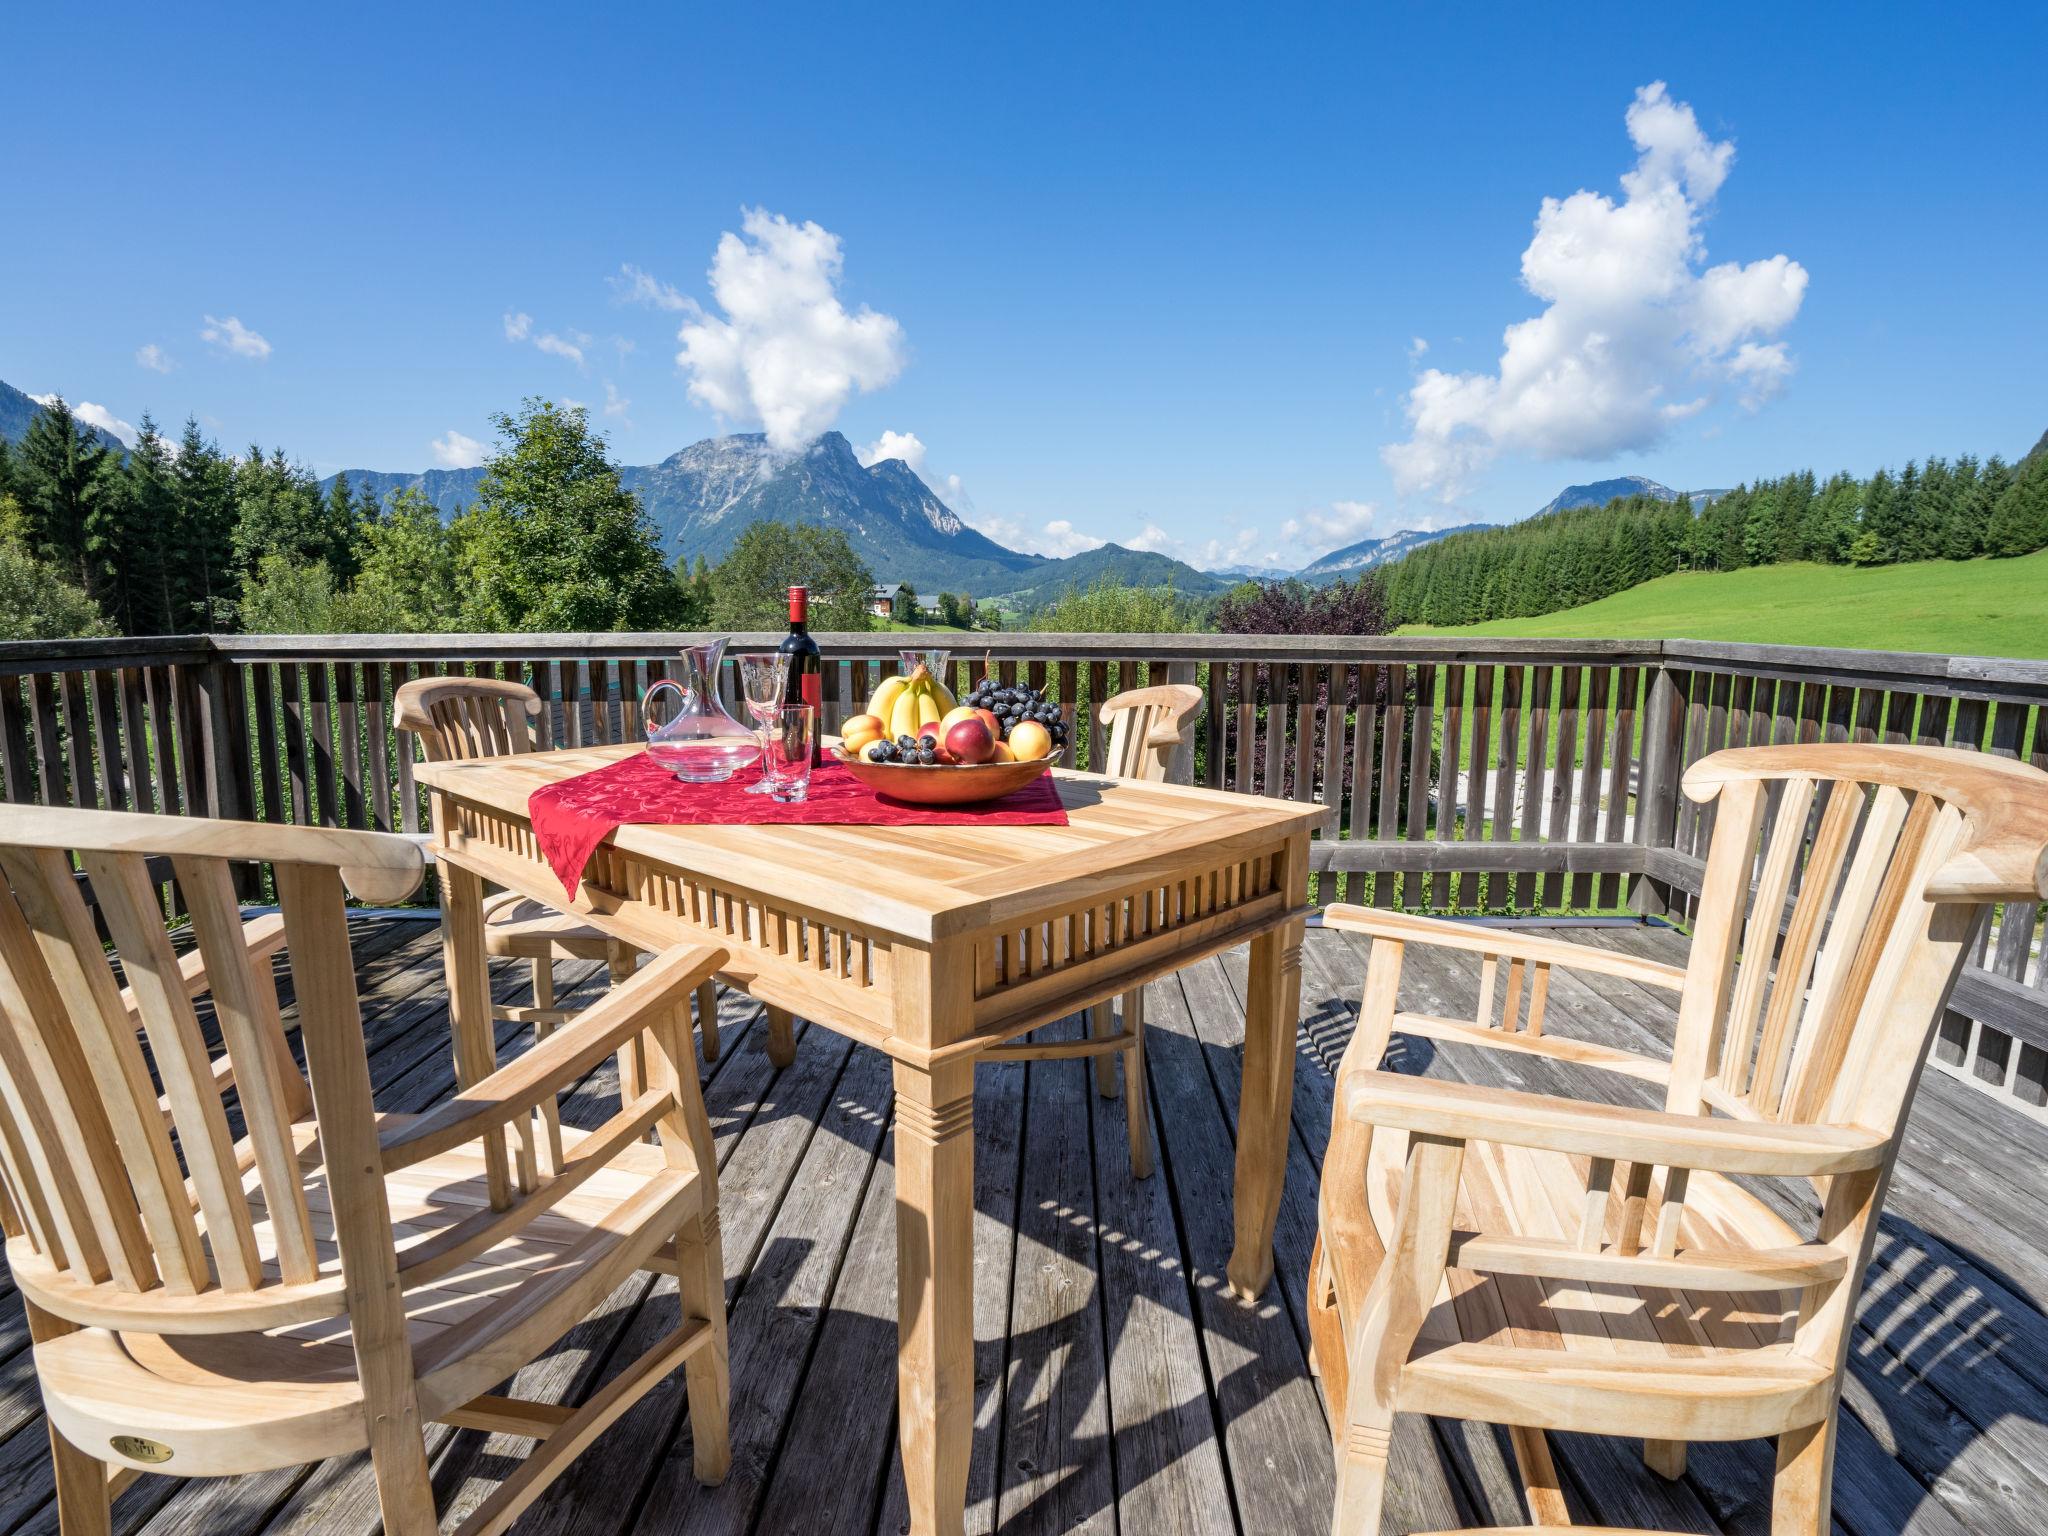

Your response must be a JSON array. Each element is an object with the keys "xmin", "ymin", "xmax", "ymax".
[{"xmin": 2, "ymin": 916, "xmax": 2045, "ymax": 1535}]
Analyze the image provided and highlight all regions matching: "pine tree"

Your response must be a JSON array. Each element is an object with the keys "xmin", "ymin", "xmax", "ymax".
[
  {"xmin": 13, "ymin": 395, "xmax": 116, "ymax": 595},
  {"xmin": 106, "ymin": 415, "xmax": 179, "ymax": 635},
  {"xmin": 170, "ymin": 418, "xmax": 240, "ymax": 630}
]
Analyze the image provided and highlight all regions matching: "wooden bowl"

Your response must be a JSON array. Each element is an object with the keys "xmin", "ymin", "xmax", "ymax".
[{"xmin": 833, "ymin": 746, "xmax": 1062, "ymax": 806}]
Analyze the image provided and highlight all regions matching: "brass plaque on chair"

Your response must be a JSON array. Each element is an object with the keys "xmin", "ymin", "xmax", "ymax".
[{"xmin": 110, "ymin": 1435, "xmax": 173, "ymax": 1464}]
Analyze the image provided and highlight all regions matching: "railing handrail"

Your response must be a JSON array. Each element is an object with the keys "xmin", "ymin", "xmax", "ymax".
[{"xmin": 9, "ymin": 632, "xmax": 2048, "ymax": 692}]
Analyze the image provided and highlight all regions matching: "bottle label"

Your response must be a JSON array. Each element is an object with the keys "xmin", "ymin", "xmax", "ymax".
[{"xmin": 801, "ymin": 670, "xmax": 821, "ymax": 708}]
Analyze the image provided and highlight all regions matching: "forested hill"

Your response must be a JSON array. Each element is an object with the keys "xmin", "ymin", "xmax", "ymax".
[
  {"xmin": 0, "ymin": 381, "xmax": 127, "ymax": 453},
  {"xmin": 1379, "ymin": 442, "xmax": 2048, "ymax": 629}
]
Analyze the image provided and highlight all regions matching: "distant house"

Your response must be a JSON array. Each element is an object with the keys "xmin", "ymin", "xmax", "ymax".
[{"xmin": 865, "ymin": 585, "xmax": 897, "ymax": 619}]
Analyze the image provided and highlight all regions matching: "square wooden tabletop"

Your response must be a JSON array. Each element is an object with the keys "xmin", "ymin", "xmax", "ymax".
[{"xmin": 414, "ymin": 743, "xmax": 1330, "ymax": 944}]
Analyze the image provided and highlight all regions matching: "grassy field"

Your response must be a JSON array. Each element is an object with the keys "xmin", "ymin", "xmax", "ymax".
[{"xmin": 1400, "ymin": 551, "xmax": 2048, "ymax": 659}]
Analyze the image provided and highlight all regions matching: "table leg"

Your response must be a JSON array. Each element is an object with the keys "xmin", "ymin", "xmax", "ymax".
[
  {"xmin": 1228, "ymin": 911, "xmax": 1304, "ymax": 1300},
  {"xmin": 765, "ymin": 1004, "xmax": 796, "ymax": 1069},
  {"xmin": 437, "ymin": 859, "xmax": 512, "ymax": 1209},
  {"xmin": 893, "ymin": 1057, "xmax": 974, "ymax": 1536}
]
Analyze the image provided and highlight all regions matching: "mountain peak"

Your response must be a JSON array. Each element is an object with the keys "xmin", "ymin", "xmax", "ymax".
[{"xmin": 1537, "ymin": 475, "xmax": 1683, "ymax": 515}]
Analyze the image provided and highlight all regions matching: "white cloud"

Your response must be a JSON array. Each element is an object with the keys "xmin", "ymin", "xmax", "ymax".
[
  {"xmin": 855, "ymin": 429, "xmax": 928, "ymax": 473},
  {"xmin": 504, "ymin": 310, "xmax": 590, "ymax": 371},
  {"xmin": 200, "ymin": 314, "xmax": 271, "ymax": 360},
  {"xmin": 609, "ymin": 263, "xmax": 690, "ymax": 311},
  {"xmin": 1407, "ymin": 337, "xmax": 1429, "ymax": 362},
  {"xmin": 1382, "ymin": 82, "xmax": 1808, "ymax": 502},
  {"xmin": 603, "ymin": 380, "xmax": 632, "ymax": 424},
  {"xmin": 26, "ymin": 394, "xmax": 137, "ymax": 445},
  {"xmin": 534, "ymin": 329, "xmax": 589, "ymax": 370},
  {"xmin": 1125, "ymin": 524, "xmax": 1177, "ymax": 554},
  {"xmin": 961, "ymin": 511, "xmax": 1105, "ymax": 558},
  {"xmin": 1281, "ymin": 499, "xmax": 1378, "ymax": 550},
  {"xmin": 675, "ymin": 208, "xmax": 907, "ymax": 451},
  {"xmin": 74, "ymin": 402, "xmax": 138, "ymax": 445},
  {"xmin": 429, "ymin": 430, "xmax": 487, "ymax": 468},
  {"xmin": 135, "ymin": 343, "xmax": 175, "ymax": 373}
]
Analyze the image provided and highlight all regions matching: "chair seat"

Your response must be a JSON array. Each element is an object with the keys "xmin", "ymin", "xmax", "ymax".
[
  {"xmin": 1316, "ymin": 1122, "xmax": 1831, "ymax": 1440},
  {"xmin": 482, "ymin": 891, "xmax": 624, "ymax": 961},
  {"xmin": 31, "ymin": 1121, "xmax": 696, "ymax": 1477}
]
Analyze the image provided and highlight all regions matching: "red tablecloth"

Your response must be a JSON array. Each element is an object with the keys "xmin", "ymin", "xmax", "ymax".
[{"xmin": 528, "ymin": 749, "xmax": 1070, "ymax": 897}]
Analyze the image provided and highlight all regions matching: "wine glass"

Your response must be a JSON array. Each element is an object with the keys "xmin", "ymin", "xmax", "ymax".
[{"xmin": 736, "ymin": 652, "xmax": 789, "ymax": 794}]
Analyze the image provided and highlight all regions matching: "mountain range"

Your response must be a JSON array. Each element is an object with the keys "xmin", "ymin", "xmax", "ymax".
[
  {"xmin": 1537, "ymin": 474, "xmax": 1729, "ymax": 515},
  {"xmin": 331, "ymin": 431, "xmax": 1058, "ymax": 596},
  {"xmin": 0, "ymin": 379, "xmax": 129, "ymax": 454},
  {"xmin": 2, "ymin": 372, "xmax": 1746, "ymax": 605}
]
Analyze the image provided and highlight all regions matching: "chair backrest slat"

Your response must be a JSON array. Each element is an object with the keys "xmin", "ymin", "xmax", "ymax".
[
  {"xmin": 398, "ymin": 677, "xmax": 543, "ymax": 765},
  {"xmin": 0, "ymin": 889, "xmax": 117, "ymax": 1275},
  {"xmin": 1097, "ymin": 684, "xmax": 1202, "ymax": 784},
  {"xmin": 0, "ymin": 803, "xmax": 423, "ymax": 1322},
  {"xmin": 175, "ymin": 854, "xmax": 321, "ymax": 1285},
  {"xmin": 1717, "ymin": 775, "xmax": 1815, "ymax": 1090},
  {"xmin": 1747, "ymin": 779, "xmax": 1861, "ymax": 1115},
  {"xmin": 1673, "ymin": 744, "xmax": 2047, "ymax": 1148},
  {"xmin": 85, "ymin": 849, "xmax": 264, "ymax": 1291},
  {"xmin": 0, "ymin": 845, "xmax": 205, "ymax": 1292}
]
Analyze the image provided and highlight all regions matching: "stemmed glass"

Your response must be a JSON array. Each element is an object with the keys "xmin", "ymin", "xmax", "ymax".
[{"xmin": 736, "ymin": 652, "xmax": 789, "ymax": 794}]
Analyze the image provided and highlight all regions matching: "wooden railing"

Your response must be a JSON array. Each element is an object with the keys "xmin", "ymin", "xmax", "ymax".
[{"xmin": 2, "ymin": 631, "xmax": 2044, "ymax": 1119}]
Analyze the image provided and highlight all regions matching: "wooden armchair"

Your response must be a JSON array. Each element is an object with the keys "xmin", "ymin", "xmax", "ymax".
[
  {"xmin": 1307, "ymin": 743, "xmax": 2048, "ymax": 1536},
  {"xmin": 394, "ymin": 675, "xmax": 751, "ymax": 1072},
  {"xmin": 980, "ymin": 681, "xmax": 1203, "ymax": 1178},
  {"xmin": 0, "ymin": 805, "xmax": 732, "ymax": 1536}
]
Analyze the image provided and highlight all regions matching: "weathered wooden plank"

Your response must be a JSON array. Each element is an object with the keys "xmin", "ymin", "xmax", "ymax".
[
  {"xmin": 1433, "ymin": 663, "xmax": 1464, "ymax": 909},
  {"xmin": 335, "ymin": 660, "xmax": 365, "ymax": 829},
  {"xmin": 1406, "ymin": 664, "xmax": 1437, "ymax": 909},
  {"xmin": 1374, "ymin": 665, "xmax": 1405, "ymax": 909},
  {"xmin": 250, "ymin": 663, "xmax": 283, "ymax": 824},
  {"xmin": 307, "ymin": 659, "xmax": 337, "ymax": 826}
]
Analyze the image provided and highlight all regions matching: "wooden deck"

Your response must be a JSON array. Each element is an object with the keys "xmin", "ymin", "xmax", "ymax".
[{"xmin": 3, "ymin": 914, "xmax": 2047, "ymax": 1535}]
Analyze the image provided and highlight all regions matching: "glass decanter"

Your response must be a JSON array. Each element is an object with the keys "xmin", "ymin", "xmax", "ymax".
[{"xmin": 643, "ymin": 638, "xmax": 762, "ymax": 782}]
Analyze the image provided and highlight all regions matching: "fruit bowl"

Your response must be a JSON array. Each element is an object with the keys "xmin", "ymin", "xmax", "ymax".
[{"xmin": 833, "ymin": 746, "xmax": 1063, "ymax": 806}]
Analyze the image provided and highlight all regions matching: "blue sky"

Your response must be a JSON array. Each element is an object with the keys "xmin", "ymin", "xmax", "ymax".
[{"xmin": 4, "ymin": 0, "xmax": 2043, "ymax": 569}]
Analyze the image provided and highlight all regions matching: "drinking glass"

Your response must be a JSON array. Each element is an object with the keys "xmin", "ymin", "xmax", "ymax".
[
  {"xmin": 765, "ymin": 705, "xmax": 816, "ymax": 802},
  {"xmin": 736, "ymin": 652, "xmax": 789, "ymax": 794}
]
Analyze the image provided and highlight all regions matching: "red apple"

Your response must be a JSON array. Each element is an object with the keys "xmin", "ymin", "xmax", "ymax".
[
  {"xmin": 972, "ymin": 707, "xmax": 1003, "ymax": 739},
  {"xmin": 943, "ymin": 716, "xmax": 996, "ymax": 764}
]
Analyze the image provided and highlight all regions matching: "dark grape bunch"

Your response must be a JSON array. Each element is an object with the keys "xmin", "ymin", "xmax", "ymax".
[
  {"xmin": 865, "ymin": 733, "xmax": 940, "ymax": 764},
  {"xmin": 967, "ymin": 676, "xmax": 1068, "ymax": 746}
]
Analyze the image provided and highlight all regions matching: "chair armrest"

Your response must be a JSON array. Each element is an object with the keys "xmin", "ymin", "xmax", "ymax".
[
  {"xmin": 1322, "ymin": 905, "xmax": 1687, "ymax": 991},
  {"xmin": 381, "ymin": 942, "xmax": 725, "ymax": 1172},
  {"xmin": 1345, "ymin": 1070, "xmax": 1888, "ymax": 1177}
]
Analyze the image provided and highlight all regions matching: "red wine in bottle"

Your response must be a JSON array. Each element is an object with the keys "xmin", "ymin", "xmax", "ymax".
[{"xmin": 780, "ymin": 584, "xmax": 823, "ymax": 763}]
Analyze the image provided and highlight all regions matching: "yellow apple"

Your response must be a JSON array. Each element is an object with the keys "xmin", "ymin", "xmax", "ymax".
[{"xmin": 1009, "ymin": 720, "xmax": 1053, "ymax": 760}]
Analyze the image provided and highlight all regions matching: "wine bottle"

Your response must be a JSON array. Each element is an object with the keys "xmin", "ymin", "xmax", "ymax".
[{"xmin": 780, "ymin": 584, "xmax": 824, "ymax": 764}]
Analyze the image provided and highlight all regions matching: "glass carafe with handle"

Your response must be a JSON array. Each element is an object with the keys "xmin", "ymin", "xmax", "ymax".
[{"xmin": 642, "ymin": 638, "xmax": 761, "ymax": 782}]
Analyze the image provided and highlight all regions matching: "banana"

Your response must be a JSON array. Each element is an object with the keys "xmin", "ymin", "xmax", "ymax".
[
  {"xmin": 867, "ymin": 674, "xmax": 909, "ymax": 721},
  {"xmin": 890, "ymin": 685, "xmax": 924, "ymax": 741},
  {"xmin": 916, "ymin": 685, "xmax": 943, "ymax": 730},
  {"xmin": 927, "ymin": 675, "xmax": 956, "ymax": 714}
]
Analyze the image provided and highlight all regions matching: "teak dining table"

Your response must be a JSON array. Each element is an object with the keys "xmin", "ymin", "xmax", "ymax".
[{"xmin": 414, "ymin": 743, "xmax": 1326, "ymax": 1536}]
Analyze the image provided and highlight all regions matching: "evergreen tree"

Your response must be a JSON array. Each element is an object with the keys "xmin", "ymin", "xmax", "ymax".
[
  {"xmin": 170, "ymin": 418, "xmax": 240, "ymax": 630},
  {"xmin": 12, "ymin": 395, "xmax": 116, "ymax": 596},
  {"xmin": 108, "ymin": 415, "xmax": 179, "ymax": 635}
]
